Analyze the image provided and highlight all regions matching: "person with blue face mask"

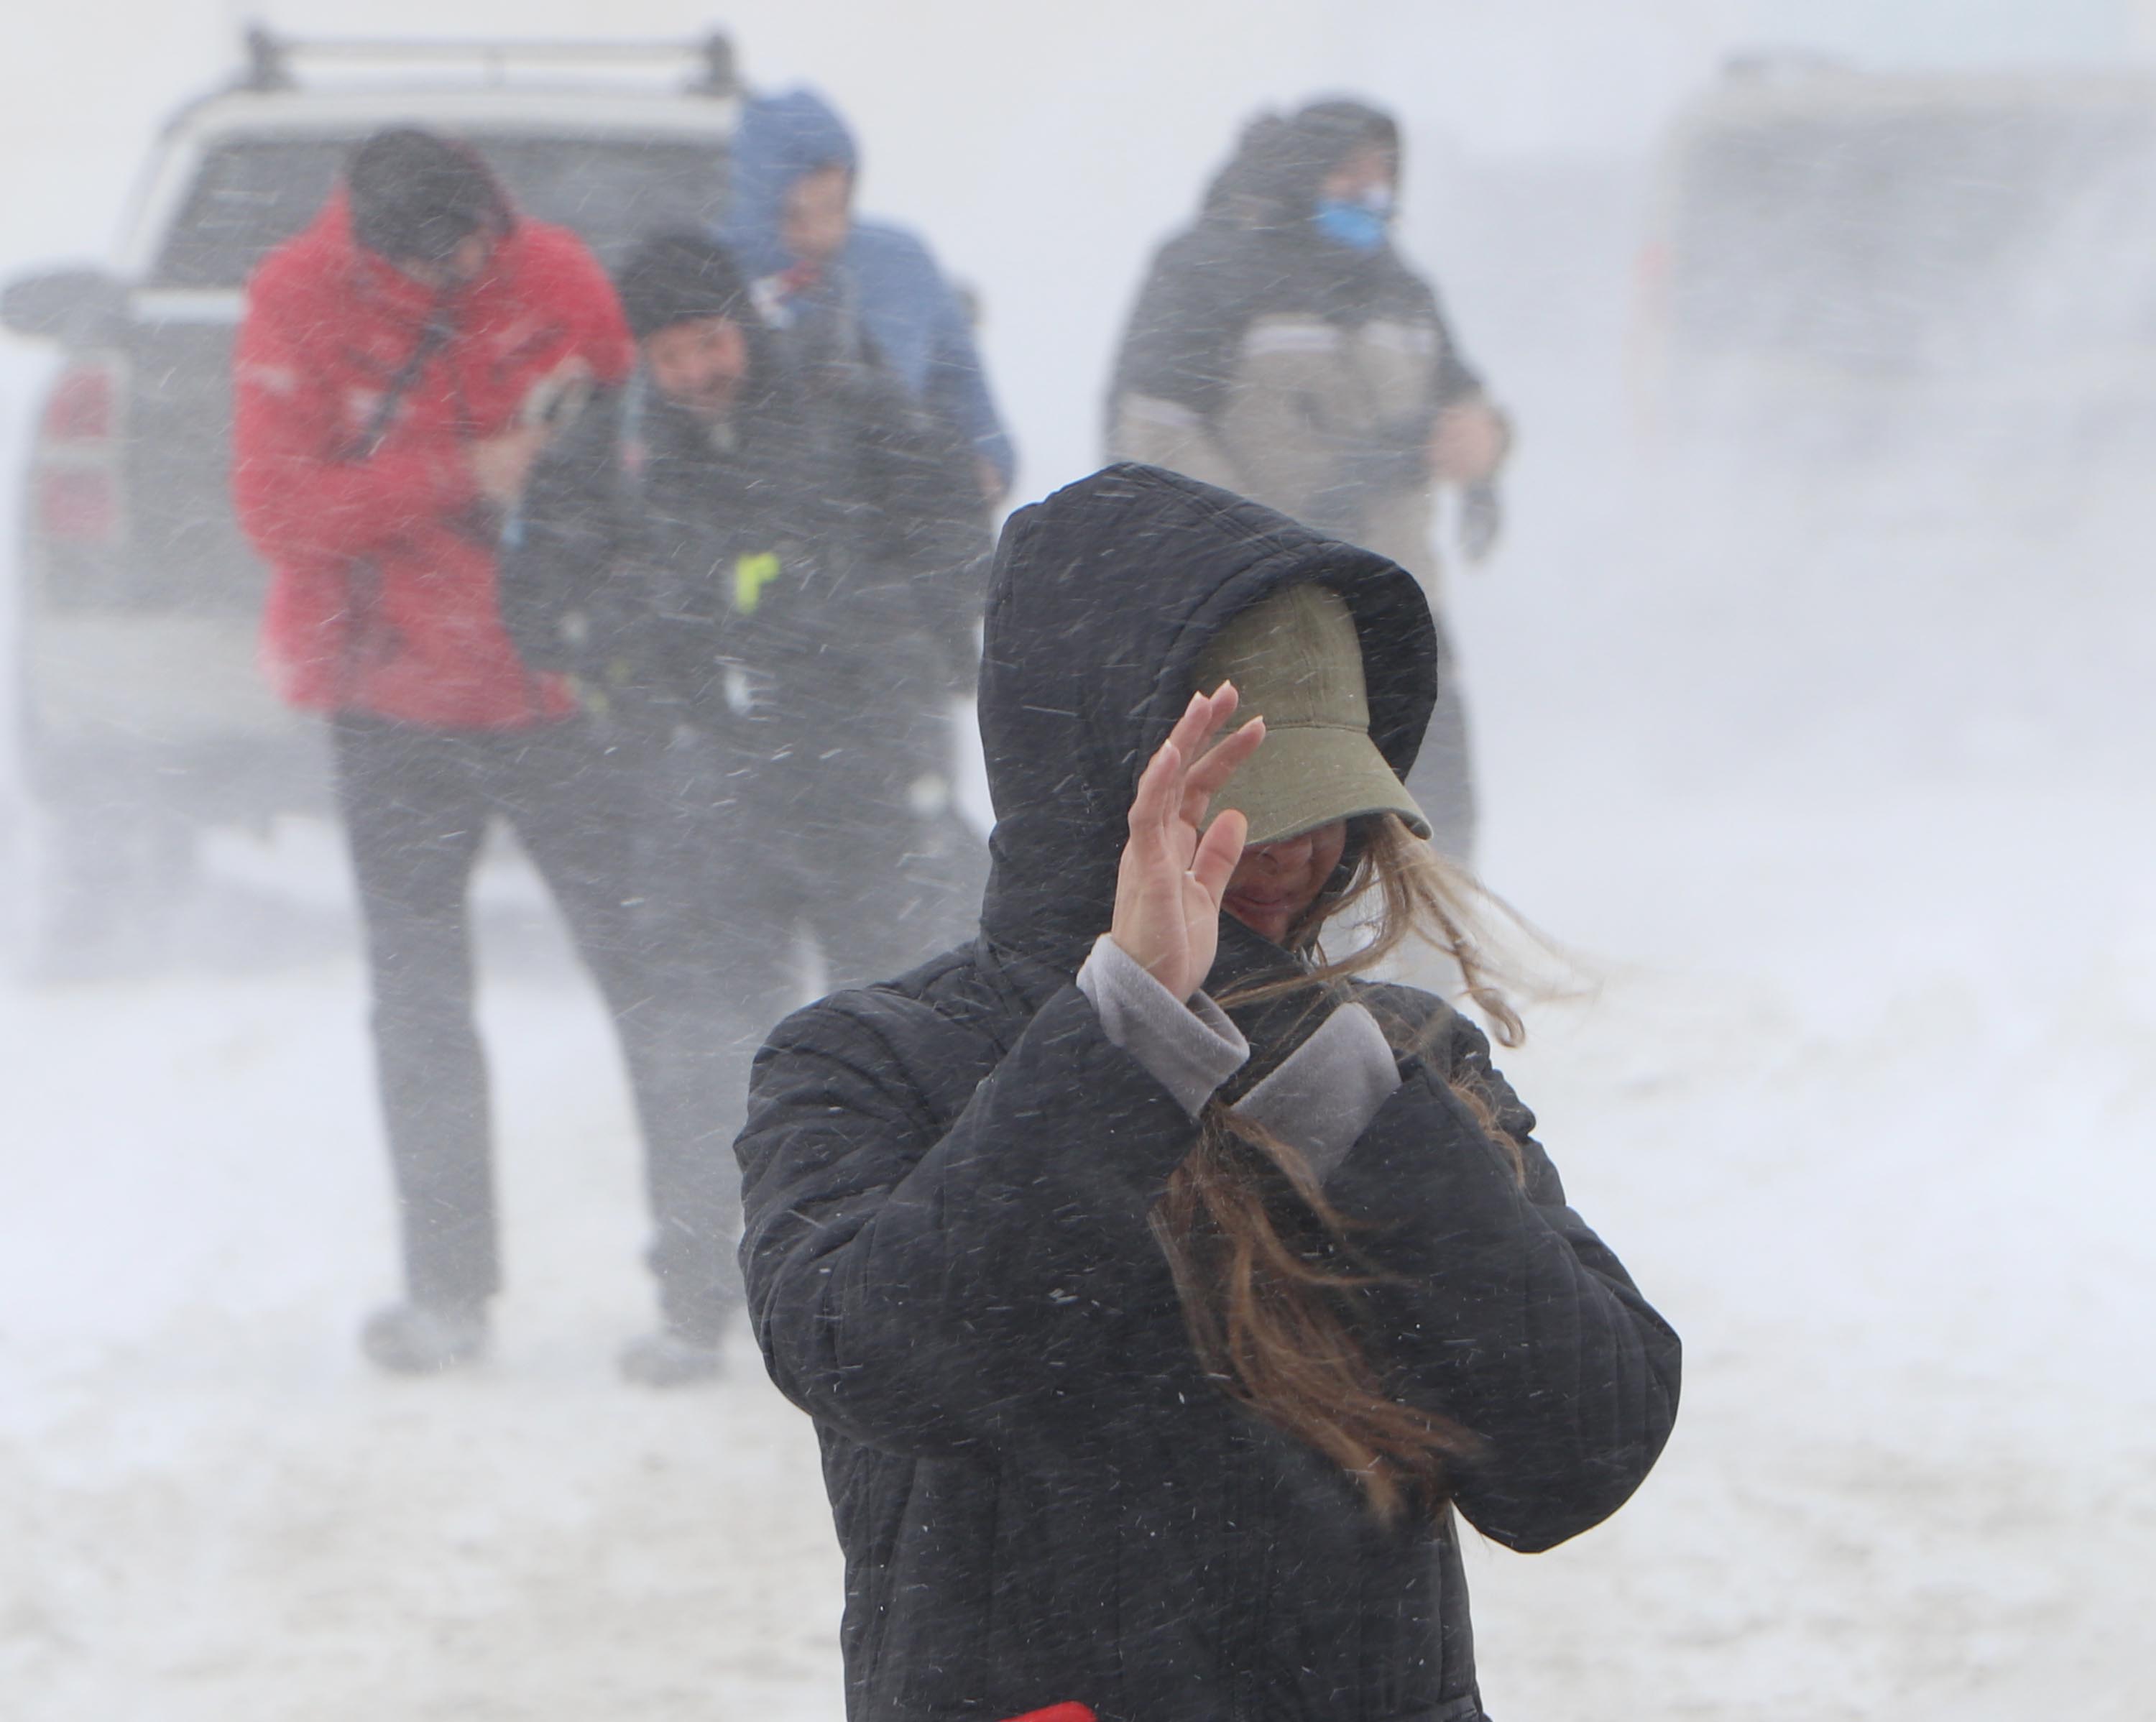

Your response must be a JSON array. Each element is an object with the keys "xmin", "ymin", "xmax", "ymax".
[{"xmin": 1106, "ymin": 98, "xmax": 1511, "ymax": 865}]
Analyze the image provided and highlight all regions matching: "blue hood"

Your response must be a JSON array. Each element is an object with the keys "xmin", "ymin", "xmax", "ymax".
[
  {"xmin": 724, "ymin": 87, "xmax": 859, "ymax": 280},
  {"xmin": 718, "ymin": 84, "xmax": 1018, "ymax": 486}
]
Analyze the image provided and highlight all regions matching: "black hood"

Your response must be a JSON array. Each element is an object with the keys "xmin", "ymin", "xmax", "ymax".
[
  {"xmin": 1202, "ymin": 97, "xmax": 1402, "ymax": 229},
  {"xmin": 1107, "ymin": 98, "xmax": 1432, "ymax": 430},
  {"xmin": 977, "ymin": 463, "xmax": 1437, "ymax": 970}
]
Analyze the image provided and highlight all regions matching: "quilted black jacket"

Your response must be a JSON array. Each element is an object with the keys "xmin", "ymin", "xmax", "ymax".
[{"xmin": 737, "ymin": 465, "xmax": 1680, "ymax": 1721}]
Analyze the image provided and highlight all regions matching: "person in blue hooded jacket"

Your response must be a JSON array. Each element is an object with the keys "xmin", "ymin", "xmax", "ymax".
[{"xmin": 722, "ymin": 86, "xmax": 1016, "ymax": 503}]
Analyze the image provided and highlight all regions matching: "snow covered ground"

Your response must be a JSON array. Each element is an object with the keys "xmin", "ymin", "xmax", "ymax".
[
  {"xmin": 1439, "ymin": 413, "xmax": 2156, "ymax": 1716},
  {"xmin": 5, "ymin": 435, "xmax": 2150, "ymax": 1721},
  {"xmin": 4, "ymin": 6, "xmax": 2154, "ymax": 1719}
]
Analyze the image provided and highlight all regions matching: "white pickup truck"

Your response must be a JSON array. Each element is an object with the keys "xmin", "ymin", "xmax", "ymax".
[{"xmin": 1, "ymin": 29, "xmax": 739, "ymax": 971}]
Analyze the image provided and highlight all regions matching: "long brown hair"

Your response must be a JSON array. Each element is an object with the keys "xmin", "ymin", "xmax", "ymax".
[{"xmin": 1150, "ymin": 814, "xmax": 1529, "ymax": 1524}]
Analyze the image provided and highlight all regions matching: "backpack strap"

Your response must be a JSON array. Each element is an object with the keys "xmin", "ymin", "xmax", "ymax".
[
  {"xmin": 614, "ymin": 366, "xmax": 651, "ymax": 508},
  {"xmin": 346, "ymin": 308, "xmax": 456, "ymax": 463},
  {"xmin": 331, "ymin": 308, "xmax": 458, "ymax": 704}
]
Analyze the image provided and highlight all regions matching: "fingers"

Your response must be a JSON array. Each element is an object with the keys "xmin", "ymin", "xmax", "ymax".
[
  {"xmin": 1151, "ymin": 683, "xmax": 1245, "ymax": 805},
  {"xmin": 1189, "ymin": 806, "xmax": 1248, "ymax": 906},
  {"xmin": 1133, "ymin": 683, "xmax": 1256, "ymax": 847},
  {"xmin": 1134, "ymin": 686, "xmax": 1224, "ymax": 832},
  {"xmin": 1164, "ymin": 681, "xmax": 1239, "ymax": 765},
  {"xmin": 1184, "ymin": 712, "xmax": 1265, "ymax": 803},
  {"xmin": 1178, "ymin": 717, "xmax": 1265, "ymax": 836},
  {"xmin": 1126, "ymin": 735, "xmax": 1182, "ymax": 844}
]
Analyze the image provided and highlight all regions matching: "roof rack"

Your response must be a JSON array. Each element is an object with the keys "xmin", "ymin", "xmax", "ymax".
[
  {"xmin": 239, "ymin": 23, "xmax": 737, "ymax": 96},
  {"xmin": 1721, "ymin": 49, "xmax": 1851, "ymax": 85}
]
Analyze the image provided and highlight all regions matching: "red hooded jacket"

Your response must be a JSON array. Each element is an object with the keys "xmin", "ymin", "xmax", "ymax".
[{"xmin": 234, "ymin": 192, "xmax": 633, "ymax": 729}]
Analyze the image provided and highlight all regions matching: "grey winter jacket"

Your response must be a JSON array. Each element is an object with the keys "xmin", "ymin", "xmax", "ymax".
[{"xmin": 1106, "ymin": 101, "xmax": 1496, "ymax": 588}]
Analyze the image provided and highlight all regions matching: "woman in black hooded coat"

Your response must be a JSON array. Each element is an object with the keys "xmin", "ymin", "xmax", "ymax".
[{"xmin": 735, "ymin": 463, "xmax": 1679, "ymax": 1722}]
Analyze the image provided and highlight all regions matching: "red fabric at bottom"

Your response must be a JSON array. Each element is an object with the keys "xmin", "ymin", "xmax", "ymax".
[{"xmin": 1002, "ymin": 1707, "xmax": 1095, "ymax": 1722}]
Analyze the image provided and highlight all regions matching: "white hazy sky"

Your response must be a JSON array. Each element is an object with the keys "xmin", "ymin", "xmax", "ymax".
[{"xmin": 3, "ymin": 0, "xmax": 2151, "ymax": 490}]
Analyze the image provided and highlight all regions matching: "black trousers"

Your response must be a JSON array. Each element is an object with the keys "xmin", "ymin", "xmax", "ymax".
[
  {"xmin": 1402, "ymin": 613, "xmax": 1478, "ymax": 866},
  {"xmin": 606, "ymin": 680, "xmax": 987, "ymax": 1141},
  {"xmin": 331, "ymin": 714, "xmax": 740, "ymax": 1339}
]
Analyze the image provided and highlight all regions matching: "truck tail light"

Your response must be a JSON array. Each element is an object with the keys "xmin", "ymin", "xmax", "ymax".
[
  {"xmin": 43, "ymin": 362, "xmax": 118, "ymax": 444},
  {"xmin": 33, "ymin": 356, "xmax": 126, "ymax": 543},
  {"xmin": 37, "ymin": 469, "xmax": 121, "ymax": 540}
]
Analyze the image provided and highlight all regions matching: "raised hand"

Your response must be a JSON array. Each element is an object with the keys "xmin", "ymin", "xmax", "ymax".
[{"xmin": 1109, "ymin": 683, "xmax": 1266, "ymax": 1001}]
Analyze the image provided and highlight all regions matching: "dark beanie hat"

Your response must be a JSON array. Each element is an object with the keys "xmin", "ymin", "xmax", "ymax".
[
  {"xmin": 347, "ymin": 128, "xmax": 508, "ymax": 263},
  {"xmin": 616, "ymin": 231, "xmax": 752, "ymax": 340}
]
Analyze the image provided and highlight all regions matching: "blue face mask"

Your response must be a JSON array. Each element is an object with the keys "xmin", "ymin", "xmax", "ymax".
[{"xmin": 1312, "ymin": 188, "xmax": 1393, "ymax": 253}]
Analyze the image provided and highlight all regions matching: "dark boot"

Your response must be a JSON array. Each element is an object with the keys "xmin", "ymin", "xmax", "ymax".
[
  {"xmin": 359, "ymin": 1300, "xmax": 489, "ymax": 1374},
  {"xmin": 618, "ymin": 1327, "xmax": 724, "ymax": 1389}
]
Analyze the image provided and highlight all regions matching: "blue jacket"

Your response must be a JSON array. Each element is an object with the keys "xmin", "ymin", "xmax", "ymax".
[{"xmin": 723, "ymin": 88, "xmax": 1015, "ymax": 490}]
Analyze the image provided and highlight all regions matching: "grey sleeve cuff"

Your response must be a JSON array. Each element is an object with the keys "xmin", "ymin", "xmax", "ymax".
[
  {"xmin": 1075, "ymin": 934, "xmax": 1249, "ymax": 1116},
  {"xmin": 1233, "ymin": 1001, "xmax": 1401, "ymax": 1183}
]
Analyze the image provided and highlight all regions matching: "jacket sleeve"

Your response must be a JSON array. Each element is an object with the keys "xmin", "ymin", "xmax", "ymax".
[
  {"xmin": 735, "ymin": 985, "xmax": 1205, "ymax": 1459},
  {"xmin": 1102, "ymin": 231, "xmax": 1240, "ymax": 440},
  {"xmin": 860, "ymin": 220, "xmax": 1014, "ymax": 492},
  {"xmin": 522, "ymin": 223, "xmax": 637, "ymax": 392},
  {"xmin": 231, "ymin": 272, "xmax": 479, "ymax": 571},
  {"xmin": 496, "ymin": 395, "xmax": 625, "ymax": 676},
  {"xmin": 849, "ymin": 375, "xmax": 992, "ymax": 689},
  {"xmin": 1324, "ymin": 1013, "xmax": 1680, "ymax": 1553},
  {"xmin": 1425, "ymin": 283, "xmax": 1487, "ymax": 413},
  {"xmin": 923, "ymin": 283, "xmax": 1015, "ymax": 490}
]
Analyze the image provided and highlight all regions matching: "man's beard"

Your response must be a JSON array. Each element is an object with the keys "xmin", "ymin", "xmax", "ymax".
[{"xmin": 668, "ymin": 382, "xmax": 738, "ymax": 424}]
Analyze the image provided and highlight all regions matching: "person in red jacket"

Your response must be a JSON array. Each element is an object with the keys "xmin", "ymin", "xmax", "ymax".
[{"xmin": 234, "ymin": 129, "xmax": 736, "ymax": 1383}]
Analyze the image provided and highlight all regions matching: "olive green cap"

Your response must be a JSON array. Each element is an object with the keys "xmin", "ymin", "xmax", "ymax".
[{"xmin": 1192, "ymin": 582, "xmax": 1430, "ymax": 845}]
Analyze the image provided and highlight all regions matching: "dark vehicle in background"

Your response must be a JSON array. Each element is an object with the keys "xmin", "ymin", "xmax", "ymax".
[
  {"xmin": 1, "ymin": 30, "xmax": 738, "ymax": 972},
  {"xmin": 1633, "ymin": 57, "xmax": 2156, "ymax": 467}
]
